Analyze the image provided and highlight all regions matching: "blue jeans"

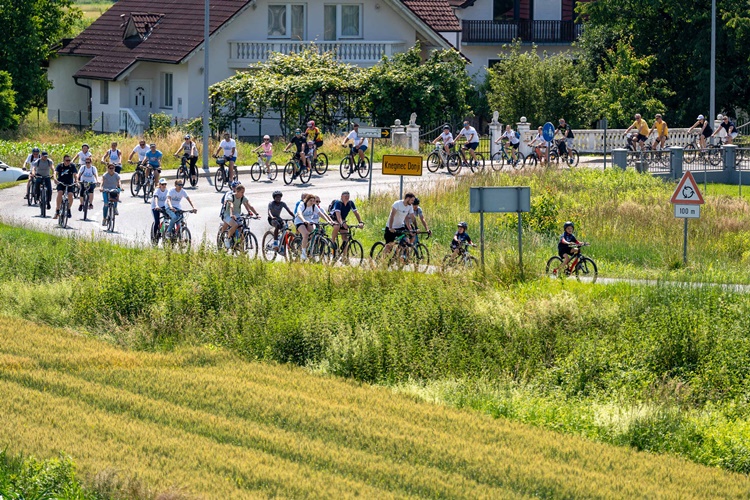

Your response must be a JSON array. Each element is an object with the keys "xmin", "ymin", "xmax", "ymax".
[
  {"xmin": 102, "ymin": 190, "xmax": 119, "ymax": 218},
  {"xmin": 165, "ymin": 207, "xmax": 179, "ymax": 235}
]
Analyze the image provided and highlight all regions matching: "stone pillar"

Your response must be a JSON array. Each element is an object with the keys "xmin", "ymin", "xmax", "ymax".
[
  {"xmin": 391, "ymin": 119, "xmax": 407, "ymax": 148},
  {"xmin": 517, "ymin": 117, "xmax": 531, "ymax": 157},
  {"xmin": 405, "ymin": 112, "xmax": 420, "ymax": 152},
  {"xmin": 613, "ymin": 148, "xmax": 628, "ymax": 170},
  {"xmin": 669, "ymin": 147, "xmax": 683, "ymax": 179},
  {"xmin": 724, "ymin": 144, "xmax": 737, "ymax": 171},
  {"xmin": 489, "ymin": 111, "xmax": 503, "ymax": 156}
]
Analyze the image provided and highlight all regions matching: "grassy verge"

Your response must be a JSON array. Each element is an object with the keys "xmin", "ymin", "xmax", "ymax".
[
  {"xmin": 2, "ymin": 317, "xmax": 748, "ymax": 498},
  {"xmin": 3, "ymin": 224, "xmax": 750, "ymax": 471}
]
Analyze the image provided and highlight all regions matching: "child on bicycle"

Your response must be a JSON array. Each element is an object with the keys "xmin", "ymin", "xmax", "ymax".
[
  {"xmin": 555, "ymin": 221, "xmax": 582, "ymax": 275},
  {"xmin": 449, "ymin": 222, "xmax": 474, "ymax": 261},
  {"xmin": 253, "ymin": 135, "xmax": 274, "ymax": 179}
]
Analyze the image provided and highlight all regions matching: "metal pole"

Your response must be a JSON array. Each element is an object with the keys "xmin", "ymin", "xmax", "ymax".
[
  {"xmin": 546, "ymin": 141, "xmax": 550, "ymax": 166},
  {"xmin": 683, "ymin": 218, "xmax": 688, "ymax": 266},
  {"xmin": 517, "ymin": 187, "xmax": 523, "ymax": 280},
  {"xmin": 603, "ymin": 120, "xmax": 608, "ymax": 169},
  {"xmin": 740, "ymin": 158, "xmax": 742, "ymax": 197},
  {"xmin": 367, "ymin": 138, "xmax": 374, "ymax": 199},
  {"xmin": 710, "ymin": 0, "xmax": 716, "ymax": 133},
  {"xmin": 704, "ymin": 156, "xmax": 707, "ymax": 194},
  {"xmin": 479, "ymin": 187, "xmax": 485, "ymax": 270},
  {"xmin": 399, "ymin": 175, "xmax": 403, "ymax": 199},
  {"xmin": 202, "ymin": 0, "xmax": 210, "ymax": 171}
]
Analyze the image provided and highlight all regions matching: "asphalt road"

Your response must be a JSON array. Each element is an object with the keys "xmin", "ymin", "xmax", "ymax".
[{"xmin": 0, "ymin": 163, "xmax": 463, "ymax": 247}]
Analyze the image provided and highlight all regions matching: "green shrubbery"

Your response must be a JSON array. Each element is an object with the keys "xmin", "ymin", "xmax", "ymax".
[{"xmin": 0, "ymin": 450, "xmax": 94, "ymax": 499}]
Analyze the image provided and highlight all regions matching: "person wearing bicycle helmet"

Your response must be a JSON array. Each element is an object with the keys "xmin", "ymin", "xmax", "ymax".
[
  {"xmin": 268, "ymin": 190, "xmax": 294, "ymax": 242},
  {"xmin": 174, "ymin": 134, "xmax": 199, "ymax": 185},
  {"xmin": 556, "ymin": 221, "xmax": 582, "ymax": 275},
  {"xmin": 305, "ymin": 120, "xmax": 323, "ymax": 161},
  {"xmin": 23, "ymin": 147, "xmax": 42, "ymax": 199},
  {"xmin": 449, "ymin": 221, "xmax": 474, "ymax": 261},
  {"xmin": 252, "ymin": 135, "xmax": 274, "ymax": 179}
]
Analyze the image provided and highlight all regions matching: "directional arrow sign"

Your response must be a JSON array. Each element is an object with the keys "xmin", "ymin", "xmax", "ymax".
[
  {"xmin": 380, "ymin": 128, "xmax": 390, "ymax": 138},
  {"xmin": 670, "ymin": 171, "xmax": 704, "ymax": 205}
]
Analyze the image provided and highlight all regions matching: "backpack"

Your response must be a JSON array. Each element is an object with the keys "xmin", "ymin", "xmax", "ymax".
[
  {"xmin": 515, "ymin": 131, "xmax": 521, "ymax": 139},
  {"xmin": 219, "ymin": 192, "xmax": 232, "ymax": 218},
  {"xmin": 328, "ymin": 199, "xmax": 336, "ymax": 214}
]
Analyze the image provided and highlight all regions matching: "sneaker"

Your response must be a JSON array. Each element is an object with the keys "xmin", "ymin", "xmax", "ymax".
[
  {"xmin": 267, "ymin": 173, "xmax": 272, "ymax": 180},
  {"xmin": 301, "ymin": 250, "xmax": 308, "ymax": 261},
  {"xmin": 53, "ymin": 211, "xmax": 59, "ymax": 219},
  {"xmin": 102, "ymin": 218, "xmax": 107, "ymax": 226},
  {"xmin": 78, "ymin": 204, "xmax": 83, "ymax": 212},
  {"xmin": 67, "ymin": 210, "xmax": 72, "ymax": 218},
  {"xmin": 114, "ymin": 207, "xmax": 119, "ymax": 216},
  {"xmin": 272, "ymin": 241, "xmax": 279, "ymax": 249},
  {"xmin": 89, "ymin": 204, "xmax": 94, "ymax": 209},
  {"xmin": 23, "ymin": 194, "xmax": 28, "ymax": 199},
  {"xmin": 47, "ymin": 203, "xmax": 51, "ymax": 210},
  {"xmin": 224, "ymin": 236, "xmax": 231, "ymax": 249}
]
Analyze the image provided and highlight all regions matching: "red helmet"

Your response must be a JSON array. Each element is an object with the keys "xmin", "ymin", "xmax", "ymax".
[{"xmin": 308, "ymin": 120, "xmax": 315, "ymax": 127}]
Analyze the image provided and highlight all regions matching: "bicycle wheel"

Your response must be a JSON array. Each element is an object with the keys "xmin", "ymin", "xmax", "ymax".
[
  {"xmin": 545, "ymin": 256, "xmax": 563, "ymax": 278},
  {"xmin": 82, "ymin": 195, "xmax": 89, "ymax": 221},
  {"xmin": 369, "ymin": 241, "xmax": 385, "ymax": 261},
  {"xmin": 490, "ymin": 152, "xmax": 504, "ymax": 171},
  {"xmin": 447, "ymin": 154, "xmax": 462, "ymax": 175},
  {"xmin": 426, "ymin": 152, "xmax": 441, "ymax": 173},
  {"xmin": 709, "ymin": 147, "xmax": 722, "ymax": 167},
  {"xmin": 243, "ymin": 231, "xmax": 259, "ymax": 259},
  {"xmin": 214, "ymin": 168, "xmax": 226, "ymax": 192},
  {"xmin": 107, "ymin": 210, "xmax": 115, "ymax": 232},
  {"xmin": 283, "ymin": 162, "xmax": 296, "ymax": 185},
  {"xmin": 287, "ymin": 235, "xmax": 302, "ymax": 262},
  {"xmin": 357, "ymin": 157, "xmax": 371, "ymax": 178},
  {"xmin": 314, "ymin": 153, "xmax": 329, "ymax": 175},
  {"xmin": 261, "ymin": 231, "xmax": 280, "ymax": 261},
  {"xmin": 40, "ymin": 188, "xmax": 47, "ymax": 217},
  {"xmin": 342, "ymin": 239, "xmax": 364, "ymax": 267},
  {"xmin": 178, "ymin": 166, "xmax": 188, "ymax": 186},
  {"xmin": 415, "ymin": 242, "xmax": 430, "ymax": 273},
  {"xmin": 339, "ymin": 158, "xmax": 352, "ymax": 180},
  {"xmin": 575, "ymin": 256, "xmax": 598, "ymax": 283},
  {"xmin": 298, "ymin": 164, "xmax": 311, "ymax": 184},
  {"xmin": 511, "ymin": 152, "xmax": 526, "ymax": 170},
  {"xmin": 180, "ymin": 226, "xmax": 192, "ymax": 250},
  {"xmin": 470, "ymin": 153, "xmax": 485, "ymax": 172},
  {"xmin": 684, "ymin": 144, "xmax": 696, "ymax": 164},
  {"xmin": 58, "ymin": 202, "xmax": 67, "ymax": 228},
  {"xmin": 442, "ymin": 254, "xmax": 457, "ymax": 270},
  {"xmin": 143, "ymin": 181, "xmax": 152, "ymax": 204},
  {"xmin": 131, "ymin": 170, "xmax": 143, "ymax": 197},
  {"xmin": 567, "ymin": 149, "xmax": 580, "ymax": 167},
  {"xmin": 464, "ymin": 255, "xmax": 479, "ymax": 268},
  {"xmin": 189, "ymin": 165, "xmax": 199, "ymax": 187},
  {"xmin": 151, "ymin": 222, "xmax": 160, "ymax": 246},
  {"xmin": 524, "ymin": 154, "xmax": 537, "ymax": 168},
  {"xmin": 250, "ymin": 162, "xmax": 262, "ymax": 182},
  {"xmin": 549, "ymin": 151, "xmax": 560, "ymax": 165},
  {"xmin": 269, "ymin": 162, "xmax": 279, "ymax": 181}
]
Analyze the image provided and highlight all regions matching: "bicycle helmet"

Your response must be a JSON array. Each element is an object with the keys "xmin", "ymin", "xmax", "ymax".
[
  {"xmin": 458, "ymin": 221, "xmax": 468, "ymax": 229},
  {"xmin": 697, "ymin": 114, "xmax": 705, "ymax": 121},
  {"xmin": 563, "ymin": 221, "xmax": 574, "ymax": 230},
  {"xmin": 272, "ymin": 190, "xmax": 283, "ymax": 197},
  {"xmin": 32, "ymin": 147, "xmax": 40, "ymax": 153},
  {"xmin": 263, "ymin": 135, "xmax": 270, "ymax": 140},
  {"xmin": 294, "ymin": 128, "xmax": 302, "ymax": 134},
  {"xmin": 443, "ymin": 124, "xmax": 450, "ymax": 130},
  {"xmin": 308, "ymin": 120, "xmax": 315, "ymax": 127},
  {"xmin": 230, "ymin": 181, "xmax": 240, "ymax": 189},
  {"xmin": 184, "ymin": 134, "xmax": 191, "ymax": 139}
]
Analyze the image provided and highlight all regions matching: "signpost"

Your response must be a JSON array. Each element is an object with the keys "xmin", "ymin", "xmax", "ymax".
[
  {"xmin": 470, "ymin": 186, "xmax": 531, "ymax": 276},
  {"xmin": 382, "ymin": 154, "xmax": 422, "ymax": 198},
  {"xmin": 670, "ymin": 171, "xmax": 704, "ymax": 265},
  {"xmin": 358, "ymin": 127, "xmax": 391, "ymax": 199},
  {"xmin": 542, "ymin": 122, "xmax": 555, "ymax": 166}
]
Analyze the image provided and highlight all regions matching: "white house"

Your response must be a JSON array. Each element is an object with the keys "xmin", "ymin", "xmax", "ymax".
[{"xmin": 47, "ymin": 0, "xmax": 462, "ymax": 135}]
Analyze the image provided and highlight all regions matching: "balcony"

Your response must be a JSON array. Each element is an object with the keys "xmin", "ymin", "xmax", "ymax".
[
  {"xmin": 461, "ymin": 20, "xmax": 583, "ymax": 45},
  {"xmin": 228, "ymin": 40, "xmax": 407, "ymax": 68}
]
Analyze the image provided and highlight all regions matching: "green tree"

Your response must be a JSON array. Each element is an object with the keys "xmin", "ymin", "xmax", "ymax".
[
  {"xmin": 0, "ymin": 0, "xmax": 83, "ymax": 117},
  {"xmin": 0, "ymin": 71, "xmax": 19, "ymax": 130},
  {"xmin": 486, "ymin": 42, "xmax": 586, "ymax": 127},
  {"xmin": 363, "ymin": 45, "xmax": 471, "ymax": 127}
]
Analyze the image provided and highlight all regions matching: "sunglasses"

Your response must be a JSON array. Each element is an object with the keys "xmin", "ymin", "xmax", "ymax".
[{"xmin": 108, "ymin": 167, "xmax": 115, "ymax": 170}]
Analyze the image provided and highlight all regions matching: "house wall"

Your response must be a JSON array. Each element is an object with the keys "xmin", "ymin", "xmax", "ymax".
[{"xmin": 47, "ymin": 56, "xmax": 91, "ymax": 125}]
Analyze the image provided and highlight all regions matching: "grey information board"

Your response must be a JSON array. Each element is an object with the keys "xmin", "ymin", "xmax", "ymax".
[{"xmin": 470, "ymin": 186, "xmax": 531, "ymax": 213}]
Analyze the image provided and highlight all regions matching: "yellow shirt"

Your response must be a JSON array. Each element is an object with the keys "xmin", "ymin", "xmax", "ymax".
[
  {"xmin": 306, "ymin": 127, "xmax": 323, "ymax": 142},
  {"xmin": 653, "ymin": 120, "xmax": 669, "ymax": 137},
  {"xmin": 632, "ymin": 119, "xmax": 650, "ymax": 136}
]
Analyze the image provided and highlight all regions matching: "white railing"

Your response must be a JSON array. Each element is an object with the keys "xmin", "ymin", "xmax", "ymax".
[
  {"xmin": 228, "ymin": 40, "xmax": 406, "ymax": 67},
  {"xmin": 515, "ymin": 128, "xmax": 701, "ymax": 154},
  {"xmin": 119, "ymin": 108, "xmax": 144, "ymax": 137}
]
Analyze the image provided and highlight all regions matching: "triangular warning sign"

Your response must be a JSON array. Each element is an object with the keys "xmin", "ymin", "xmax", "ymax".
[{"xmin": 670, "ymin": 171, "xmax": 704, "ymax": 205}]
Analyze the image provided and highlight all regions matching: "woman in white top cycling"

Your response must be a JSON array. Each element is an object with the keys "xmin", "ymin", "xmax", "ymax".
[
  {"xmin": 102, "ymin": 141, "xmax": 122, "ymax": 173},
  {"xmin": 77, "ymin": 156, "xmax": 98, "ymax": 211},
  {"xmin": 432, "ymin": 125, "xmax": 454, "ymax": 156},
  {"xmin": 527, "ymin": 126, "xmax": 547, "ymax": 164},
  {"xmin": 496, "ymin": 124, "xmax": 521, "ymax": 165},
  {"xmin": 294, "ymin": 194, "xmax": 328, "ymax": 261}
]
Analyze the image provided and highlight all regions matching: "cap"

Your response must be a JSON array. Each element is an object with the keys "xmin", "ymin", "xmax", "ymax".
[
  {"xmin": 697, "ymin": 115, "xmax": 705, "ymax": 120},
  {"xmin": 149, "ymin": 143, "xmax": 156, "ymax": 147},
  {"xmin": 159, "ymin": 178, "xmax": 167, "ymax": 184},
  {"xmin": 41, "ymin": 151, "xmax": 48, "ymax": 156},
  {"xmin": 263, "ymin": 135, "xmax": 270, "ymax": 140}
]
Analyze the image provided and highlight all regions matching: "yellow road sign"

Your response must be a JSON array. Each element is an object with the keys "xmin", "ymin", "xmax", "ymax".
[{"xmin": 382, "ymin": 154, "xmax": 423, "ymax": 176}]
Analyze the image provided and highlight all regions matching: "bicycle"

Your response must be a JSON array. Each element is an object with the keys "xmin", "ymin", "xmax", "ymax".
[
  {"xmin": 339, "ymin": 145, "xmax": 371, "ymax": 180},
  {"xmin": 625, "ymin": 132, "xmax": 669, "ymax": 170},
  {"xmin": 456, "ymin": 144, "xmax": 486, "ymax": 174},
  {"xmin": 250, "ymin": 152, "xmax": 278, "ymax": 182},
  {"xmin": 283, "ymin": 153, "xmax": 312, "ymax": 185},
  {"xmin": 33, "ymin": 176, "xmax": 51, "ymax": 218},
  {"xmin": 160, "ymin": 208, "xmax": 195, "ymax": 249},
  {"xmin": 176, "ymin": 154, "xmax": 199, "ymax": 187},
  {"xmin": 26, "ymin": 179, "xmax": 39, "ymax": 207},
  {"xmin": 214, "ymin": 155, "xmax": 238, "ymax": 192},
  {"xmin": 151, "ymin": 208, "xmax": 168, "ymax": 246},
  {"xmin": 217, "ymin": 213, "xmax": 261, "ymax": 258},
  {"xmin": 545, "ymin": 243, "xmax": 597, "ymax": 283},
  {"xmin": 426, "ymin": 142, "xmax": 461, "ymax": 174},
  {"xmin": 56, "ymin": 181, "xmax": 77, "ymax": 228},
  {"xmin": 490, "ymin": 143, "xmax": 525, "ymax": 170},
  {"xmin": 289, "ymin": 222, "xmax": 335, "ymax": 264},
  {"xmin": 128, "ymin": 160, "xmax": 147, "ymax": 197},
  {"xmin": 370, "ymin": 230, "xmax": 430, "ymax": 272},
  {"xmin": 103, "ymin": 188, "xmax": 120, "ymax": 232},
  {"xmin": 548, "ymin": 139, "xmax": 580, "ymax": 167},
  {"xmin": 442, "ymin": 241, "xmax": 478, "ymax": 269},
  {"xmin": 79, "ymin": 181, "xmax": 94, "ymax": 222},
  {"xmin": 332, "ymin": 223, "xmax": 365, "ymax": 267},
  {"xmin": 261, "ymin": 219, "xmax": 296, "ymax": 262},
  {"xmin": 306, "ymin": 144, "xmax": 329, "ymax": 175},
  {"xmin": 142, "ymin": 165, "xmax": 157, "ymax": 204}
]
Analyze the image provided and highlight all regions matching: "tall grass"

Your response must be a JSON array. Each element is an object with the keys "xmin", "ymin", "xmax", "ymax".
[{"xmin": 2, "ymin": 317, "xmax": 748, "ymax": 498}]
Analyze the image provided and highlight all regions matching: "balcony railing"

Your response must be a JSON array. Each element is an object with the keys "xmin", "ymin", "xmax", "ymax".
[
  {"xmin": 462, "ymin": 20, "xmax": 583, "ymax": 44},
  {"xmin": 228, "ymin": 41, "xmax": 407, "ymax": 68}
]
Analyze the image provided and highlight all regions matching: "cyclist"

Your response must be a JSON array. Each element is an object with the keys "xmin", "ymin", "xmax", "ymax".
[
  {"xmin": 294, "ymin": 194, "xmax": 326, "ymax": 261},
  {"xmin": 555, "ymin": 221, "xmax": 582, "ymax": 276},
  {"xmin": 77, "ymin": 157, "xmax": 98, "ymax": 212},
  {"xmin": 455, "ymin": 121, "xmax": 480, "ymax": 166},
  {"xmin": 688, "ymin": 114, "xmax": 713, "ymax": 150},
  {"xmin": 432, "ymin": 124, "xmax": 454, "ymax": 157},
  {"xmin": 383, "ymin": 192, "xmax": 415, "ymax": 255},
  {"xmin": 623, "ymin": 114, "xmax": 650, "ymax": 151},
  {"xmin": 650, "ymin": 114, "xmax": 669, "ymax": 150},
  {"xmin": 252, "ymin": 135, "xmax": 274, "ymax": 179},
  {"xmin": 268, "ymin": 190, "xmax": 295, "ymax": 244},
  {"xmin": 99, "ymin": 163, "xmax": 121, "ymax": 225},
  {"xmin": 214, "ymin": 132, "xmax": 237, "ymax": 181},
  {"xmin": 312, "ymin": 195, "xmax": 334, "ymax": 226},
  {"xmin": 165, "ymin": 180, "xmax": 197, "ymax": 238},
  {"xmin": 22, "ymin": 147, "xmax": 41, "ymax": 199},
  {"xmin": 527, "ymin": 126, "xmax": 547, "ymax": 164},
  {"xmin": 53, "ymin": 154, "xmax": 77, "ymax": 220},
  {"xmin": 102, "ymin": 141, "xmax": 122, "ymax": 173},
  {"xmin": 151, "ymin": 178, "xmax": 169, "ymax": 240},
  {"xmin": 329, "ymin": 190, "xmax": 364, "ymax": 250},
  {"xmin": 341, "ymin": 123, "xmax": 368, "ymax": 166},
  {"xmin": 220, "ymin": 183, "xmax": 259, "ymax": 247},
  {"xmin": 448, "ymin": 221, "xmax": 474, "ymax": 262},
  {"xmin": 284, "ymin": 129, "xmax": 309, "ymax": 172},
  {"xmin": 305, "ymin": 120, "xmax": 324, "ymax": 164},
  {"xmin": 144, "ymin": 143, "xmax": 163, "ymax": 184},
  {"xmin": 556, "ymin": 118, "xmax": 575, "ymax": 158},
  {"xmin": 174, "ymin": 134, "xmax": 199, "ymax": 185},
  {"xmin": 31, "ymin": 151, "xmax": 54, "ymax": 211},
  {"xmin": 496, "ymin": 124, "xmax": 521, "ymax": 165},
  {"xmin": 128, "ymin": 139, "xmax": 149, "ymax": 164},
  {"xmin": 712, "ymin": 115, "xmax": 738, "ymax": 145},
  {"xmin": 73, "ymin": 143, "xmax": 92, "ymax": 166},
  {"xmin": 408, "ymin": 197, "xmax": 431, "ymax": 236}
]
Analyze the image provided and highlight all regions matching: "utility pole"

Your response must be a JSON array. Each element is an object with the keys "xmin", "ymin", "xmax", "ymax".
[
  {"xmin": 202, "ymin": 0, "xmax": 210, "ymax": 171},
  {"xmin": 709, "ymin": 0, "xmax": 716, "ymax": 128}
]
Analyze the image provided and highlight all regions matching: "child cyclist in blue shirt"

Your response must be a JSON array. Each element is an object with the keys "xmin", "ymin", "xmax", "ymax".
[
  {"xmin": 555, "ymin": 221, "xmax": 582, "ymax": 275},
  {"xmin": 449, "ymin": 221, "xmax": 475, "ymax": 261}
]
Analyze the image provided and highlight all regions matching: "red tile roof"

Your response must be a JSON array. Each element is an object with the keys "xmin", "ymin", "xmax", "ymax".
[
  {"xmin": 402, "ymin": 0, "xmax": 461, "ymax": 32},
  {"xmin": 58, "ymin": 0, "xmax": 250, "ymax": 80}
]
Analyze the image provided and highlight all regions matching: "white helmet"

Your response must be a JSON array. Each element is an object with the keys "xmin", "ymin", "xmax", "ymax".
[{"xmin": 263, "ymin": 135, "xmax": 270, "ymax": 140}]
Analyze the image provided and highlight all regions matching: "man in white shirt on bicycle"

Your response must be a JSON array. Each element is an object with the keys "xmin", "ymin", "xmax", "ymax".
[
  {"xmin": 455, "ymin": 121, "xmax": 480, "ymax": 166},
  {"xmin": 432, "ymin": 125, "xmax": 454, "ymax": 156}
]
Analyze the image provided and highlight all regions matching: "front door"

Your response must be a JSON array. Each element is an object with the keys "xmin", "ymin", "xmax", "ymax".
[{"xmin": 130, "ymin": 80, "xmax": 152, "ymax": 123}]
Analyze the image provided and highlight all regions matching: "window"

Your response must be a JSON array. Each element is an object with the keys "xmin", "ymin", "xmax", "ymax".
[
  {"xmin": 268, "ymin": 4, "xmax": 305, "ymax": 39},
  {"xmin": 99, "ymin": 81, "xmax": 109, "ymax": 105},
  {"xmin": 493, "ymin": 0, "xmax": 515, "ymax": 21},
  {"xmin": 323, "ymin": 4, "xmax": 361, "ymax": 40},
  {"xmin": 161, "ymin": 72, "xmax": 173, "ymax": 108}
]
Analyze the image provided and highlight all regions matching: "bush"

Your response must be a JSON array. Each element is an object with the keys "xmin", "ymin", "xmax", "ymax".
[
  {"xmin": 148, "ymin": 112, "xmax": 175, "ymax": 136},
  {"xmin": 0, "ymin": 71, "xmax": 19, "ymax": 131}
]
